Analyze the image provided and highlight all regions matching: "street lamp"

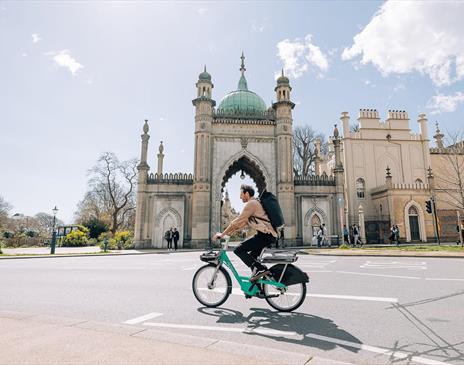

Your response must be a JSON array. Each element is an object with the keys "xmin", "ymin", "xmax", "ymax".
[{"xmin": 50, "ymin": 206, "xmax": 58, "ymax": 254}]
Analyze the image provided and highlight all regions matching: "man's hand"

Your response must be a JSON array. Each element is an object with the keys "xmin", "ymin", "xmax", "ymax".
[{"xmin": 213, "ymin": 232, "xmax": 223, "ymax": 240}]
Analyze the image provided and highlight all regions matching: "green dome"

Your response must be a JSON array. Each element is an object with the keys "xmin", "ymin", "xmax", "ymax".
[
  {"xmin": 277, "ymin": 69, "xmax": 289, "ymax": 85},
  {"xmin": 198, "ymin": 66, "xmax": 211, "ymax": 81},
  {"xmin": 217, "ymin": 75, "xmax": 267, "ymax": 115}
]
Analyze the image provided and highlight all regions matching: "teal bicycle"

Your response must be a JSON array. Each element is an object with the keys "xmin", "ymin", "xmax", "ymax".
[{"xmin": 192, "ymin": 236, "xmax": 309, "ymax": 312}]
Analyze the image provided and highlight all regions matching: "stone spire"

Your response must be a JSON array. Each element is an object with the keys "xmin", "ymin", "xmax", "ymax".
[
  {"xmin": 433, "ymin": 122, "xmax": 445, "ymax": 148},
  {"xmin": 333, "ymin": 124, "xmax": 343, "ymax": 171},
  {"xmin": 157, "ymin": 141, "xmax": 164, "ymax": 175},
  {"xmin": 137, "ymin": 119, "xmax": 150, "ymax": 184}
]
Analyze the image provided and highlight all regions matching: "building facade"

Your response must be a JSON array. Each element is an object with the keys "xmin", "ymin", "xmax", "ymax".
[{"xmin": 134, "ymin": 55, "xmax": 463, "ymax": 248}]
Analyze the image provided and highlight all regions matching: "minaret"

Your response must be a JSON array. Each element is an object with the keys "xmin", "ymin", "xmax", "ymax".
[
  {"xmin": 433, "ymin": 122, "xmax": 445, "ymax": 148},
  {"xmin": 191, "ymin": 65, "xmax": 215, "ymax": 244},
  {"xmin": 134, "ymin": 120, "xmax": 150, "ymax": 246},
  {"xmin": 157, "ymin": 141, "xmax": 164, "ymax": 175},
  {"xmin": 332, "ymin": 124, "xmax": 345, "ymax": 239},
  {"xmin": 273, "ymin": 69, "xmax": 296, "ymax": 240}
]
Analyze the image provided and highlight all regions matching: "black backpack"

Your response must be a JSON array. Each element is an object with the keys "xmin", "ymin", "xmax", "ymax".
[{"xmin": 256, "ymin": 190, "xmax": 285, "ymax": 231}]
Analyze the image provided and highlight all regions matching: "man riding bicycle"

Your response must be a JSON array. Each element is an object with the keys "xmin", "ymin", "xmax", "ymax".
[{"xmin": 213, "ymin": 184, "xmax": 277, "ymax": 282}]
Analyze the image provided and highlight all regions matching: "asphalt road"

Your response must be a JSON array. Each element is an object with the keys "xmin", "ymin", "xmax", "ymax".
[{"xmin": 1, "ymin": 251, "xmax": 464, "ymax": 364}]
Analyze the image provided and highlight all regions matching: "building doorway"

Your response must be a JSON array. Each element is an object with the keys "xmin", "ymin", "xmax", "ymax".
[{"xmin": 408, "ymin": 206, "xmax": 420, "ymax": 241}]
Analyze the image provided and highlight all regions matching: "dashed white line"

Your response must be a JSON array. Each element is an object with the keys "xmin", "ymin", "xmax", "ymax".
[{"xmin": 124, "ymin": 312, "xmax": 163, "ymax": 324}]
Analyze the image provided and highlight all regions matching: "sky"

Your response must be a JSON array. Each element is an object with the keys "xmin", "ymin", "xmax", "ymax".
[{"xmin": 1, "ymin": 1, "xmax": 463, "ymax": 223}]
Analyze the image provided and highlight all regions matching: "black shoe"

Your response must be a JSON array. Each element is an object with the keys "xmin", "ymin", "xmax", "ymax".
[{"xmin": 250, "ymin": 269, "xmax": 270, "ymax": 282}]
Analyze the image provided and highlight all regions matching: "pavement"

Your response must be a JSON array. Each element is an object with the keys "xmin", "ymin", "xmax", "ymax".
[{"xmin": 0, "ymin": 311, "xmax": 350, "ymax": 365}]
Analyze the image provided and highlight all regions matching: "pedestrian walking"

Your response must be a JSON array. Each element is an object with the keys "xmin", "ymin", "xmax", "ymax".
[
  {"xmin": 321, "ymin": 223, "xmax": 330, "ymax": 247},
  {"xmin": 172, "ymin": 227, "xmax": 180, "ymax": 251},
  {"xmin": 392, "ymin": 225, "xmax": 400, "ymax": 246},
  {"xmin": 317, "ymin": 226, "xmax": 323, "ymax": 247},
  {"xmin": 352, "ymin": 224, "xmax": 362, "ymax": 246},
  {"xmin": 164, "ymin": 229, "xmax": 173, "ymax": 250},
  {"xmin": 343, "ymin": 225, "xmax": 351, "ymax": 245}
]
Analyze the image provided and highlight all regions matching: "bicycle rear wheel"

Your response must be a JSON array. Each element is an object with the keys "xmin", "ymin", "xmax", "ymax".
[
  {"xmin": 192, "ymin": 264, "xmax": 231, "ymax": 307},
  {"xmin": 263, "ymin": 282, "xmax": 306, "ymax": 312}
]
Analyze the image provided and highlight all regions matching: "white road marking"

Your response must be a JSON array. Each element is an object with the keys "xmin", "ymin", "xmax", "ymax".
[
  {"xmin": 124, "ymin": 312, "xmax": 163, "ymax": 325},
  {"xmin": 304, "ymin": 333, "xmax": 448, "ymax": 365},
  {"xmin": 228, "ymin": 288, "xmax": 397, "ymax": 302},
  {"xmin": 141, "ymin": 321, "xmax": 446, "ymax": 365},
  {"xmin": 308, "ymin": 294, "xmax": 398, "ymax": 303},
  {"xmin": 143, "ymin": 322, "xmax": 297, "ymax": 336},
  {"xmin": 425, "ymin": 277, "xmax": 464, "ymax": 282},
  {"xmin": 361, "ymin": 261, "xmax": 427, "ymax": 270},
  {"xmin": 337, "ymin": 270, "xmax": 420, "ymax": 280},
  {"xmin": 298, "ymin": 260, "xmax": 337, "ymax": 269}
]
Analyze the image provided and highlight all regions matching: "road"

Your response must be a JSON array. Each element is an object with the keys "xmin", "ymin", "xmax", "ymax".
[{"xmin": 1, "ymin": 251, "xmax": 463, "ymax": 364}]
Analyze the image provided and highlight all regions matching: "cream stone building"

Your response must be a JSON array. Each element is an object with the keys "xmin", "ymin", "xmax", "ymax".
[
  {"xmin": 134, "ymin": 55, "xmax": 344, "ymax": 248},
  {"xmin": 134, "ymin": 55, "xmax": 463, "ymax": 248}
]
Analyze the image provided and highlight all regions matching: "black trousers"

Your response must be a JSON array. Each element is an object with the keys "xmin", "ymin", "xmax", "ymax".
[
  {"xmin": 167, "ymin": 239, "xmax": 172, "ymax": 249},
  {"xmin": 234, "ymin": 231, "xmax": 276, "ymax": 271},
  {"xmin": 174, "ymin": 239, "xmax": 178, "ymax": 250}
]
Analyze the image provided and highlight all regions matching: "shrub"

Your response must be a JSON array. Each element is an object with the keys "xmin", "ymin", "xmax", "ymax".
[
  {"xmin": 82, "ymin": 218, "xmax": 109, "ymax": 239},
  {"xmin": 113, "ymin": 231, "xmax": 134, "ymax": 250},
  {"xmin": 339, "ymin": 243, "xmax": 350, "ymax": 249},
  {"xmin": 61, "ymin": 228, "xmax": 89, "ymax": 247}
]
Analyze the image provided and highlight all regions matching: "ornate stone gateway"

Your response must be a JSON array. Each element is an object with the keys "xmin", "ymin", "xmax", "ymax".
[{"xmin": 134, "ymin": 55, "xmax": 344, "ymax": 248}]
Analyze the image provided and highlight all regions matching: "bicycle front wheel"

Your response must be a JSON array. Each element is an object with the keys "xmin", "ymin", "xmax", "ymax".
[
  {"xmin": 263, "ymin": 282, "xmax": 306, "ymax": 312},
  {"xmin": 192, "ymin": 264, "xmax": 231, "ymax": 307}
]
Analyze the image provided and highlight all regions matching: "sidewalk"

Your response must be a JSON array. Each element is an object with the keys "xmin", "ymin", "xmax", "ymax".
[{"xmin": 0, "ymin": 311, "xmax": 349, "ymax": 365}]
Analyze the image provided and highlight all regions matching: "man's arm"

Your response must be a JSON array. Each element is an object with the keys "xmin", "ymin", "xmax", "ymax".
[{"xmin": 221, "ymin": 201, "xmax": 256, "ymax": 237}]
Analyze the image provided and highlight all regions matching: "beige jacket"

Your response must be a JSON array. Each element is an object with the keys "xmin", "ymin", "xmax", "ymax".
[{"xmin": 222, "ymin": 198, "xmax": 277, "ymax": 237}]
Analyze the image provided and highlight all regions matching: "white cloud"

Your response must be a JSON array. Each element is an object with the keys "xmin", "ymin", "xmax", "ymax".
[
  {"xmin": 21, "ymin": 52, "xmax": 28, "ymax": 57},
  {"xmin": 342, "ymin": 1, "xmax": 464, "ymax": 87},
  {"xmin": 427, "ymin": 92, "xmax": 464, "ymax": 114},
  {"xmin": 197, "ymin": 8, "xmax": 208, "ymax": 16},
  {"xmin": 50, "ymin": 50, "xmax": 83, "ymax": 75},
  {"xmin": 32, "ymin": 33, "xmax": 41, "ymax": 43},
  {"xmin": 276, "ymin": 34, "xmax": 329, "ymax": 79}
]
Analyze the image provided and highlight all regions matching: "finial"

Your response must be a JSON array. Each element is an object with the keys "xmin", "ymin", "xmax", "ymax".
[
  {"xmin": 281, "ymin": 68, "xmax": 284, "ymax": 77},
  {"xmin": 143, "ymin": 119, "xmax": 149, "ymax": 134},
  {"xmin": 240, "ymin": 51, "xmax": 246, "ymax": 76},
  {"xmin": 204, "ymin": 65, "xmax": 206, "ymax": 72},
  {"xmin": 435, "ymin": 121, "xmax": 440, "ymax": 134},
  {"xmin": 386, "ymin": 166, "xmax": 391, "ymax": 177},
  {"xmin": 159, "ymin": 141, "xmax": 164, "ymax": 154},
  {"xmin": 427, "ymin": 166, "xmax": 434, "ymax": 178},
  {"xmin": 333, "ymin": 124, "xmax": 339, "ymax": 138}
]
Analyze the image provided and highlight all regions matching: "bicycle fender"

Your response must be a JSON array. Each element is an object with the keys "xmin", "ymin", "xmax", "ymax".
[{"xmin": 269, "ymin": 264, "xmax": 309, "ymax": 285}]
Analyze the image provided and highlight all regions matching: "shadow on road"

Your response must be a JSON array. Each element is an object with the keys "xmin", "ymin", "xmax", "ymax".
[{"xmin": 197, "ymin": 307, "xmax": 361, "ymax": 353}]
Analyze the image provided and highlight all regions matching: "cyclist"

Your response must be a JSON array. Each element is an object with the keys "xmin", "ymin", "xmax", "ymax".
[{"xmin": 213, "ymin": 184, "xmax": 277, "ymax": 282}]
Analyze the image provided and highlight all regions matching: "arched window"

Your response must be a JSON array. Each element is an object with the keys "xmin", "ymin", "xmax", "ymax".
[
  {"xmin": 311, "ymin": 214, "xmax": 321, "ymax": 236},
  {"xmin": 415, "ymin": 178, "xmax": 423, "ymax": 185},
  {"xmin": 356, "ymin": 178, "xmax": 365, "ymax": 198},
  {"xmin": 408, "ymin": 206, "xmax": 418, "ymax": 216}
]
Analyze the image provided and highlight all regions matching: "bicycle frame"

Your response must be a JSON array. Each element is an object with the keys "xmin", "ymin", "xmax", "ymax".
[{"xmin": 213, "ymin": 244, "xmax": 287, "ymax": 297}]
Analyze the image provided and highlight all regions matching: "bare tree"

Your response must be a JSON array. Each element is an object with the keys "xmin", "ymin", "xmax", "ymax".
[
  {"xmin": 0, "ymin": 195, "xmax": 12, "ymax": 230},
  {"xmin": 293, "ymin": 125, "xmax": 325, "ymax": 177},
  {"xmin": 76, "ymin": 152, "xmax": 138, "ymax": 235},
  {"xmin": 33, "ymin": 212, "xmax": 64, "ymax": 236},
  {"xmin": 350, "ymin": 124, "xmax": 360, "ymax": 133},
  {"xmin": 435, "ymin": 131, "xmax": 464, "ymax": 211}
]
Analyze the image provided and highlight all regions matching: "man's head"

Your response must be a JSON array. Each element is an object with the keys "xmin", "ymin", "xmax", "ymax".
[{"xmin": 240, "ymin": 184, "xmax": 255, "ymax": 203}]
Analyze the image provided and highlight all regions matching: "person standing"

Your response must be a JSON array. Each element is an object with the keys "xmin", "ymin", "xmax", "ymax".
[
  {"xmin": 172, "ymin": 227, "xmax": 180, "ymax": 251},
  {"xmin": 393, "ymin": 225, "xmax": 400, "ymax": 246},
  {"xmin": 164, "ymin": 229, "xmax": 173, "ymax": 250},
  {"xmin": 317, "ymin": 225, "xmax": 323, "ymax": 247},
  {"xmin": 322, "ymin": 223, "xmax": 330, "ymax": 247}
]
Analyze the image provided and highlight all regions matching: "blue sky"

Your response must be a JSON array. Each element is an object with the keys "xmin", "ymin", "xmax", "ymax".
[{"xmin": 1, "ymin": 1, "xmax": 463, "ymax": 223}]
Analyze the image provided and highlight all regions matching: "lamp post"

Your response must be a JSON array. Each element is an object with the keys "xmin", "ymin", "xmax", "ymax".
[{"xmin": 50, "ymin": 206, "xmax": 58, "ymax": 254}]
